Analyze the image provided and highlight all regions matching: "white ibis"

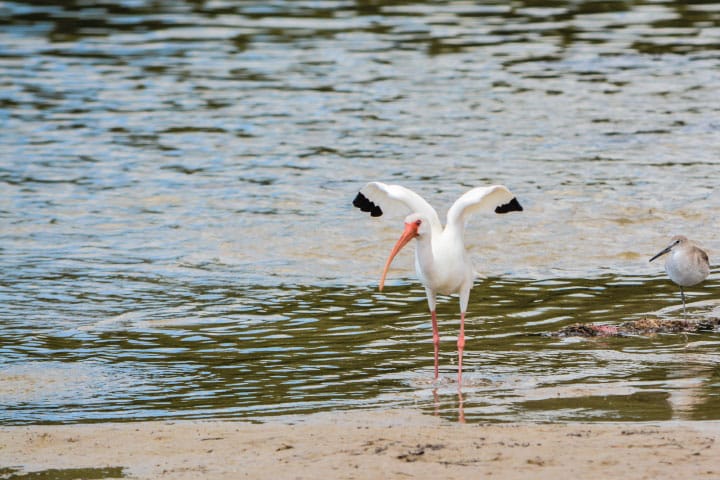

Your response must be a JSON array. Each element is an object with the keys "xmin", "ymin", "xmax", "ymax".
[
  {"xmin": 650, "ymin": 235, "xmax": 710, "ymax": 317},
  {"xmin": 353, "ymin": 182, "xmax": 523, "ymax": 384}
]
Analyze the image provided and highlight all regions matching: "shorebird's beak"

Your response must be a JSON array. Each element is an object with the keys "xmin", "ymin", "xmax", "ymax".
[
  {"xmin": 380, "ymin": 221, "xmax": 419, "ymax": 291},
  {"xmin": 649, "ymin": 244, "xmax": 673, "ymax": 263}
]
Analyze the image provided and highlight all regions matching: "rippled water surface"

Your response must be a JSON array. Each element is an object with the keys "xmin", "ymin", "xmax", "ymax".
[{"xmin": 2, "ymin": 0, "xmax": 720, "ymax": 425}]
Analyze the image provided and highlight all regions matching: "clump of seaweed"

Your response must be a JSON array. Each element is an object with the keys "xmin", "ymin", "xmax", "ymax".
[{"xmin": 552, "ymin": 317, "xmax": 720, "ymax": 337}]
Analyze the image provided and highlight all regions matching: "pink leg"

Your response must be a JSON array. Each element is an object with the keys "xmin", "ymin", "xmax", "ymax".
[
  {"xmin": 431, "ymin": 310, "xmax": 439, "ymax": 380},
  {"xmin": 457, "ymin": 311, "xmax": 465, "ymax": 386}
]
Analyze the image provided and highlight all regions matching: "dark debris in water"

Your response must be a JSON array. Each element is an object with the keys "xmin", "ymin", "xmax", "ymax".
[
  {"xmin": 0, "ymin": 466, "xmax": 125, "ymax": 480},
  {"xmin": 551, "ymin": 317, "xmax": 720, "ymax": 337}
]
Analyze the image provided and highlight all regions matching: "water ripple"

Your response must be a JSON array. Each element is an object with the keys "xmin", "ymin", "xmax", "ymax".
[{"xmin": 2, "ymin": 0, "xmax": 720, "ymax": 424}]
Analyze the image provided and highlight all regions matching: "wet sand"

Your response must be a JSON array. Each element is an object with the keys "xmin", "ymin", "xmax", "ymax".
[{"xmin": 1, "ymin": 410, "xmax": 719, "ymax": 479}]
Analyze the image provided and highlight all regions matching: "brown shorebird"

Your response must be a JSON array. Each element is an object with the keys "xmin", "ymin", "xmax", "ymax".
[{"xmin": 650, "ymin": 235, "xmax": 710, "ymax": 317}]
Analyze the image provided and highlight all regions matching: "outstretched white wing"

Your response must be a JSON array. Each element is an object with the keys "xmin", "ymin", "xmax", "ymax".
[
  {"xmin": 352, "ymin": 182, "xmax": 442, "ymax": 234},
  {"xmin": 446, "ymin": 185, "xmax": 523, "ymax": 233}
]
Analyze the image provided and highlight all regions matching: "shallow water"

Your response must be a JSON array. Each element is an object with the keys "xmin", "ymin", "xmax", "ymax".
[{"xmin": 1, "ymin": 0, "xmax": 720, "ymax": 425}]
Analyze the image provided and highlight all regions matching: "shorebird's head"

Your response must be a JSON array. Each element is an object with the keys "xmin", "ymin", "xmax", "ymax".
[
  {"xmin": 649, "ymin": 235, "xmax": 688, "ymax": 263},
  {"xmin": 379, "ymin": 213, "xmax": 428, "ymax": 291}
]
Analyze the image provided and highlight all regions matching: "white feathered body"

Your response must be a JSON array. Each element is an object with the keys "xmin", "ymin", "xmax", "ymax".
[
  {"xmin": 414, "ymin": 226, "xmax": 473, "ymax": 296},
  {"xmin": 665, "ymin": 244, "xmax": 710, "ymax": 287}
]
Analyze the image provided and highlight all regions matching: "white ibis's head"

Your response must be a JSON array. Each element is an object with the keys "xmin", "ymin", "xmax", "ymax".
[
  {"xmin": 379, "ymin": 213, "xmax": 428, "ymax": 291},
  {"xmin": 649, "ymin": 235, "xmax": 688, "ymax": 263}
]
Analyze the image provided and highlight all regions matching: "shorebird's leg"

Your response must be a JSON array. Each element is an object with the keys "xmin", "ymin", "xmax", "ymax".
[
  {"xmin": 431, "ymin": 310, "xmax": 439, "ymax": 381},
  {"xmin": 457, "ymin": 310, "xmax": 465, "ymax": 386},
  {"xmin": 426, "ymin": 288, "xmax": 439, "ymax": 381},
  {"xmin": 457, "ymin": 289, "xmax": 470, "ymax": 387},
  {"xmin": 681, "ymin": 287, "xmax": 687, "ymax": 320}
]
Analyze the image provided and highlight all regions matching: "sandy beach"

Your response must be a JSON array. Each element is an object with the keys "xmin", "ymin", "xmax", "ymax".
[{"xmin": 1, "ymin": 410, "xmax": 719, "ymax": 479}]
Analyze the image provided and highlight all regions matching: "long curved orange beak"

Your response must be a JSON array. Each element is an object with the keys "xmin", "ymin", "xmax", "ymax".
[{"xmin": 379, "ymin": 221, "xmax": 419, "ymax": 291}]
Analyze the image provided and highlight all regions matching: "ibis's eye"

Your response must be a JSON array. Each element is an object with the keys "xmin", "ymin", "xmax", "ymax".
[{"xmin": 415, "ymin": 219, "xmax": 422, "ymax": 226}]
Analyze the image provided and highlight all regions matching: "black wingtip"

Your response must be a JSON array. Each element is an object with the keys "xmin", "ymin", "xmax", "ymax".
[
  {"xmin": 353, "ymin": 192, "xmax": 383, "ymax": 217},
  {"xmin": 495, "ymin": 197, "xmax": 523, "ymax": 214}
]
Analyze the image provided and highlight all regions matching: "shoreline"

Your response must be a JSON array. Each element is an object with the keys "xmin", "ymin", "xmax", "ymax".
[{"xmin": 1, "ymin": 410, "xmax": 719, "ymax": 479}]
